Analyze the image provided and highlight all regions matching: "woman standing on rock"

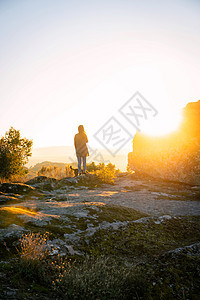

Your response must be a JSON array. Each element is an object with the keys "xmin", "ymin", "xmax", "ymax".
[{"xmin": 74, "ymin": 125, "xmax": 89, "ymax": 175}]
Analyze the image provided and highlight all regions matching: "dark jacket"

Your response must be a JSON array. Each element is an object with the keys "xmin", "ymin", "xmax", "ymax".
[{"xmin": 74, "ymin": 132, "xmax": 89, "ymax": 157}]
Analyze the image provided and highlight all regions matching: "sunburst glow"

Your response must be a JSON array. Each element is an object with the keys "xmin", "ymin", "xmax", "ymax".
[{"xmin": 141, "ymin": 110, "xmax": 182, "ymax": 136}]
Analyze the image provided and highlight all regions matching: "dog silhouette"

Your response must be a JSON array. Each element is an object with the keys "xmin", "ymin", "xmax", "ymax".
[{"xmin": 70, "ymin": 166, "xmax": 79, "ymax": 176}]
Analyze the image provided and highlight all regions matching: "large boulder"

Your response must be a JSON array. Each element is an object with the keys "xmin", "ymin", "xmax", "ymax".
[{"xmin": 128, "ymin": 100, "xmax": 200, "ymax": 185}]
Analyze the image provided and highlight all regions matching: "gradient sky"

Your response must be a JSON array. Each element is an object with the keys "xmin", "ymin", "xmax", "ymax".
[{"xmin": 0, "ymin": 0, "xmax": 200, "ymax": 152}]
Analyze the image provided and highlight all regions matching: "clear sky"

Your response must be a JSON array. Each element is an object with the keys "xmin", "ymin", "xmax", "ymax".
[{"xmin": 0, "ymin": 0, "xmax": 200, "ymax": 153}]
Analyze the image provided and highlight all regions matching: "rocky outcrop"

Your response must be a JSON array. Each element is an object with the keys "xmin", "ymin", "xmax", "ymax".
[
  {"xmin": 128, "ymin": 100, "xmax": 200, "ymax": 185},
  {"xmin": 26, "ymin": 176, "xmax": 58, "ymax": 191},
  {"xmin": 25, "ymin": 173, "xmax": 102, "ymax": 191},
  {"xmin": 0, "ymin": 183, "xmax": 36, "ymax": 194}
]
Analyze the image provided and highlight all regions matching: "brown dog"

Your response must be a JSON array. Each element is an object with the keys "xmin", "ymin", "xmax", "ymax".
[{"xmin": 70, "ymin": 166, "xmax": 79, "ymax": 176}]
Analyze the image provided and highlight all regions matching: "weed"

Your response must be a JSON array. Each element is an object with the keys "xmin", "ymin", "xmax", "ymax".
[{"xmin": 18, "ymin": 232, "xmax": 50, "ymax": 261}]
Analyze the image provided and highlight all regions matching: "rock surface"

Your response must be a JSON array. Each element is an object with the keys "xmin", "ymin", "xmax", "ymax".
[
  {"xmin": 0, "ymin": 183, "xmax": 36, "ymax": 194},
  {"xmin": 0, "ymin": 172, "xmax": 199, "ymax": 264},
  {"xmin": 0, "ymin": 173, "xmax": 199, "ymax": 247},
  {"xmin": 0, "ymin": 173, "xmax": 199, "ymax": 299}
]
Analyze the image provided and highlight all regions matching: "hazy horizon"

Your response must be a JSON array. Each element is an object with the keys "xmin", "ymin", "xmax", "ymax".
[
  {"xmin": 27, "ymin": 144, "xmax": 128, "ymax": 171},
  {"xmin": 1, "ymin": 0, "xmax": 200, "ymax": 155}
]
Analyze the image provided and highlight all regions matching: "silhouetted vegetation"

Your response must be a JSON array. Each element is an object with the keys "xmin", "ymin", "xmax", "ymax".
[
  {"xmin": 37, "ymin": 164, "xmax": 74, "ymax": 178},
  {"xmin": 36, "ymin": 161, "xmax": 119, "ymax": 184}
]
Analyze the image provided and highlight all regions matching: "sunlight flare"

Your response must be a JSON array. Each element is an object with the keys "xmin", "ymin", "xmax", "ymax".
[{"xmin": 141, "ymin": 109, "xmax": 182, "ymax": 136}]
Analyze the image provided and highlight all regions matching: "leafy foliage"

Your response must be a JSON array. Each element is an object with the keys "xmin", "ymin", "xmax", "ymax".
[{"xmin": 0, "ymin": 127, "xmax": 33, "ymax": 179}]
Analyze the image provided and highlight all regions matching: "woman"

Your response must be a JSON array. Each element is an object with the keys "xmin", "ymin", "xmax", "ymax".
[{"xmin": 74, "ymin": 125, "xmax": 89, "ymax": 175}]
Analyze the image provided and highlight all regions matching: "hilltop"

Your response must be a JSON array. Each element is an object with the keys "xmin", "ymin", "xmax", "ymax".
[{"xmin": 0, "ymin": 171, "xmax": 199, "ymax": 299}]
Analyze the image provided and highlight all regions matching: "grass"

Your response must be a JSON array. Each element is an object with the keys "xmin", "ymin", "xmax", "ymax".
[
  {"xmin": 0, "ymin": 178, "xmax": 200, "ymax": 299},
  {"xmin": 94, "ymin": 204, "xmax": 148, "ymax": 222},
  {"xmin": 0, "ymin": 215, "xmax": 200, "ymax": 299},
  {"xmin": 80, "ymin": 216, "xmax": 200, "ymax": 259},
  {"xmin": 1, "ymin": 160, "xmax": 199, "ymax": 298},
  {"xmin": 0, "ymin": 209, "xmax": 25, "ymax": 229},
  {"xmin": 52, "ymin": 256, "xmax": 147, "ymax": 299}
]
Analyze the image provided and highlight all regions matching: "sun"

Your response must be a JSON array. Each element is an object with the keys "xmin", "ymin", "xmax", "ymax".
[{"xmin": 141, "ymin": 109, "xmax": 182, "ymax": 136}]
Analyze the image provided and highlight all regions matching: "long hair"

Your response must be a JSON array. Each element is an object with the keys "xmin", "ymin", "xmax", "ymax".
[{"xmin": 78, "ymin": 125, "xmax": 86, "ymax": 134}]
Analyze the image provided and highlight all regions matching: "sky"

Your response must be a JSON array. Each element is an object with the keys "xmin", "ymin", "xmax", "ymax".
[{"xmin": 0, "ymin": 0, "xmax": 200, "ymax": 156}]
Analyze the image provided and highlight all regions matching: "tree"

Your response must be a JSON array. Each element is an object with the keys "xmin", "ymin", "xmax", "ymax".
[{"xmin": 0, "ymin": 127, "xmax": 33, "ymax": 179}]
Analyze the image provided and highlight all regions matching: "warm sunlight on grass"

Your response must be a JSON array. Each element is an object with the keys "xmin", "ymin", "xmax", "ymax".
[
  {"xmin": 18, "ymin": 232, "xmax": 50, "ymax": 261},
  {"xmin": 95, "ymin": 191, "xmax": 118, "ymax": 197},
  {"xmin": 0, "ymin": 207, "xmax": 38, "ymax": 216},
  {"xmin": 48, "ymin": 202, "xmax": 106, "ymax": 208},
  {"xmin": 0, "ymin": 206, "xmax": 60, "ymax": 219}
]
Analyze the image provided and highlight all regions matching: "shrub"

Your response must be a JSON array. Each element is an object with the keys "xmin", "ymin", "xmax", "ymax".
[
  {"xmin": 18, "ymin": 232, "xmax": 50, "ymax": 261},
  {"xmin": 15, "ymin": 232, "xmax": 70, "ymax": 288},
  {"xmin": 96, "ymin": 162, "xmax": 117, "ymax": 184},
  {"xmin": 87, "ymin": 162, "xmax": 118, "ymax": 184}
]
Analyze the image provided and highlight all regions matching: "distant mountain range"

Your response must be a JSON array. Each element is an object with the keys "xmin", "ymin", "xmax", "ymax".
[{"xmin": 27, "ymin": 146, "xmax": 128, "ymax": 171}]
